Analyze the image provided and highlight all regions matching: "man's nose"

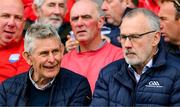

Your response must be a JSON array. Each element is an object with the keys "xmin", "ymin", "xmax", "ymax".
[
  {"xmin": 53, "ymin": 6, "xmax": 61, "ymax": 15},
  {"xmin": 48, "ymin": 53, "xmax": 56, "ymax": 63},
  {"xmin": 76, "ymin": 18, "xmax": 84, "ymax": 27},
  {"xmin": 7, "ymin": 17, "xmax": 16, "ymax": 28},
  {"xmin": 101, "ymin": 1, "xmax": 107, "ymax": 11},
  {"xmin": 124, "ymin": 37, "xmax": 133, "ymax": 48},
  {"xmin": 160, "ymin": 24, "xmax": 164, "ymax": 31}
]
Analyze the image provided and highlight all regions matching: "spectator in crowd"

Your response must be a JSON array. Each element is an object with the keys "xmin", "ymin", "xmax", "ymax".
[
  {"xmin": 0, "ymin": 23, "xmax": 92, "ymax": 106},
  {"xmin": 91, "ymin": 8, "xmax": 180, "ymax": 106},
  {"xmin": 32, "ymin": 0, "xmax": 71, "ymax": 44},
  {"xmin": 0, "ymin": 0, "xmax": 30, "ymax": 82},
  {"xmin": 61, "ymin": 0, "xmax": 123, "ymax": 92},
  {"xmin": 138, "ymin": 0, "xmax": 160, "ymax": 14},
  {"xmin": 101, "ymin": 0, "xmax": 135, "ymax": 47},
  {"xmin": 158, "ymin": 0, "xmax": 180, "ymax": 58},
  {"xmin": 65, "ymin": 0, "xmax": 135, "ymax": 51}
]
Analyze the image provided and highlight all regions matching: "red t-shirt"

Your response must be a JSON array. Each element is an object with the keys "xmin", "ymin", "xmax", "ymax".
[
  {"xmin": 61, "ymin": 42, "xmax": 124, "ymax": 91},
  {"xmin": 0, "ymin": 39, "xmax": 30, "ymax": 82}
]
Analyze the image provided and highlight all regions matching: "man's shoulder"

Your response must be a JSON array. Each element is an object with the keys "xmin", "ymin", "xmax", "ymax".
[
  {"xmin": 60, "ymin": 67, "xmax": 87, "ymax": 80},
  {"xmin": 105, "ymin": 42, "xmax": 121, "ymax": 49},
  {"xmin": 166, "ymin": 53, "xmax": 180, "ymax": 70},
  {"xmin": 64, "ymin": 48, "xmax": 77, "ymax": 55},
  {"xmin": 1, "ymin": 72, "xmax": 27, "ymax": 89},
  {"xmin": 56, "ymin": 68, "xmax": 89, "ymax": 90},
  {"xmin": 102, "ymin": 42, "xmax": 122, "ymax": 53},
  {"xmin": 103, "ymin": 43, "xmax": 124, "ymax": 59},
  {"xmin": 100, "ymin": 59, "xmax": 126, "ymax": 76}
]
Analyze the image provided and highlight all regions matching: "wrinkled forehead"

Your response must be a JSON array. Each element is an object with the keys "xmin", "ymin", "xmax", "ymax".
[
  {"xmin": 43, "ymin": 0, "xmax": 66, "ymax": 4},
  {"xmin": 70, "ymin": 1, "xmax": 97, "ymax": 17}
]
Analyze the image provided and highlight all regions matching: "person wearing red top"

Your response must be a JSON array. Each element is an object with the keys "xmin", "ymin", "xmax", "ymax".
[
  {"xmin": 61, "ymin": 0, "xmax": 124, "ymax": 92},
  {"xmin": 0, "ymin": 0, "xmax": 30, "ymax": 82}
]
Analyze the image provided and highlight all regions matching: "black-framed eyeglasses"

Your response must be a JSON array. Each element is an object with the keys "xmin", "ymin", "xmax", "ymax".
[{"xmin": 120, "ymin": 30, "xmax": 156, "ymax": 43}]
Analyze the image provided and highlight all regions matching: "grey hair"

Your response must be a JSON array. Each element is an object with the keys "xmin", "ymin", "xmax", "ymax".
[
  {"xmin": 122, "ymin": 8, "xmax": 160, "ymax": 31},
  {"xmin": 24, "ymin": 23, "xmax": 62, "ymax": 53},
  {"xmin": 33, "ymin": 0, "xmax": 67, "ymax": 7},
  {"xmin": 33, "ymin": 0, "xmax": 44, "ymax": 7}
]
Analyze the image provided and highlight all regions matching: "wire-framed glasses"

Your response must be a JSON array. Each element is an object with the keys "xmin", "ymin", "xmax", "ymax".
[{"xmin": 120, "ymin": 30, "xmax": 156, "ymax": 43}]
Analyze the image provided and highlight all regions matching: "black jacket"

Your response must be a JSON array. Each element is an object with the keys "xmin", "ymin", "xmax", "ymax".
[
  {"xmin": 0, "ymin": 67, "xmax": 92, "ymax": 106},
  {"xmin": 91, "ymin": 44, "xmax": 180, "ymax": 106}
]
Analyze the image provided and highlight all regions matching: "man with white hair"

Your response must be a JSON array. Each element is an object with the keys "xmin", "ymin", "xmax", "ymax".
[{"xmin": 32, "ymin": 0, "xmax": 71, "ymax": 44}]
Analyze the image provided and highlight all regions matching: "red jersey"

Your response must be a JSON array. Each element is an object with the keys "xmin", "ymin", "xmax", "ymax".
[
  {"xmin": 0, "ymin": 39, "xmax": 30, "ymax": 82},
  {"xmin": 61, "ymin": 42, "xmax": 123, "ymax": 91}
]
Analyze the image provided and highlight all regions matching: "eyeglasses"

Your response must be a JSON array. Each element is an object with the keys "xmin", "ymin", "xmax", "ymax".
[{"xmin": 120, "ymin": 30, "xmax": 156, "ymax": 43}]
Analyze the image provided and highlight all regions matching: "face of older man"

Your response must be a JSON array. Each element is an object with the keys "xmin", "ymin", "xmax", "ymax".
[
  {"xmin": 34, "ymin": 0, "xmax": 66, "ymax": 29},
  {"xmin": 70, "ymin": 0, "xmax": 104, "ymax": 45},
  {"xmin": 120, "ymin": 13, "xmax": 159, "ymax": 69},
  {"xmin": 27, "ymin": 37, "xmax": 63, "ymax": 80},
  {"xmin": 0, "ymin": 0, "xmax": 25, "ymax": 48}
]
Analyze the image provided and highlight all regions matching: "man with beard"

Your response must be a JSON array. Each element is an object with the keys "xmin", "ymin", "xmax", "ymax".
[
  {"xmin": 91, "ymin": 8, "xmax": 180, "ymax": 106},
  {"xmin": 32, "ymin": 0, "xmax": 71, "ymax": 44}
]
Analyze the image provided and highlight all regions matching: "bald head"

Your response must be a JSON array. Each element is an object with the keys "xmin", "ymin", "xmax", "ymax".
[
  {"xmin": 0, "ymin": 0, "xmax": 25, "ymax": 48},
  {"xmin": 1, "ymin": 0, "xmax": 24, "ymax": 12},
  {"xmin": 70, "ymin": 0, "xmax": 102, "ymax": 19}
]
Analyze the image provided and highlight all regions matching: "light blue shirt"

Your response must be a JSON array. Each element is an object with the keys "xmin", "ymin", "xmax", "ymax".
[{"xmin": 128, "ymin": 59, "xmax": 153, "ymax": 82}]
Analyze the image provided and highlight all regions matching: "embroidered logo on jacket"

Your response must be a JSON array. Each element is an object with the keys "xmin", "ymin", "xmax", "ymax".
[
  {"xmin": 9, "ymin": 54, "xmax": 20, "ymax": 63},
  {"xmin": 145, "ymin": 81, "xmax": 163, "ymax": 88}
]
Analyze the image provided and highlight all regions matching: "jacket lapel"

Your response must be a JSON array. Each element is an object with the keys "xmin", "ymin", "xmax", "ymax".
[{"xmin": 113, "ymin": 62, "xmax": 135, "ymax": 91}]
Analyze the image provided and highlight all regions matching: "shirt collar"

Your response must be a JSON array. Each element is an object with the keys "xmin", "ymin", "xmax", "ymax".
[
  {"xmin": 29, "ymin": 68, "xmax": 55, "ymax": 90},
  {"xmin": 76, "ymin": 40, "xmax": 107, "ymax": 53},
  {"xmin": 128, "ymin": 59, "xmax": 153, "ymax": 82},
  {"xmin": 128, "ymin": 58, "xmax": 153, "ymax": 74}
]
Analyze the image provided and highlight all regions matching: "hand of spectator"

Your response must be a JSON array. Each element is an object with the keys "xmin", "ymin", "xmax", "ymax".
[{"xmin": 65, "ymin": 35, "xmax": 79, "ymax": 52}]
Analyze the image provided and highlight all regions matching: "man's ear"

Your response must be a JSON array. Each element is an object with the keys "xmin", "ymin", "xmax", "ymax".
[
  {"xmin": 98, "ymin": 16, "xmax": 105, "ymax": 29},
  {"xmin": 60, "ymin": 43, "xmax": 65, "ymax": 56},
  {"xmin": 22, "ymin": 51, "xmax": 33, "ymax": 66},
  {"xmin": 152, "ymin": 31, "xmax": 161, "ymax": 46},
  {"xmin": 32, "ymin": 4, "xmax": 40, "ymax": 17}
]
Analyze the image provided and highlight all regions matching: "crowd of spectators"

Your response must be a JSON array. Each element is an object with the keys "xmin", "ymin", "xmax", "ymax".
[{"xmin": 0, "ymin": 0, "xmax": 180, "ymax": 106}]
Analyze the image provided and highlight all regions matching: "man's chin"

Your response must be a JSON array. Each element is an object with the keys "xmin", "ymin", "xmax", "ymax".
[
  {"xmin": 106, "ymin": 19, "xmax": 114, "ymax": 25},
  {"xmin": 51, "ymin": 21, "xmax": 62, "ymax": 28},
  {"xmin": 163, "ymin": 37, "xmax": 170, "ymax": 42},
  {"xmin": 0, "ymin": 39, "xmax": 17, "ymax": 48},
  {"xmin": 125, "ymin": 58, "xmax": 139, "ymax": 65}
]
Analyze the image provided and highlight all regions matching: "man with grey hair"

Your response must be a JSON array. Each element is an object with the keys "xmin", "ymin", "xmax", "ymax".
[
  {"xmin": 32, "ymin": 0, "xmax": 71, "ymax": 44},
  {"xmin": 91, "ymin": 8, "xmax": 180, "ymax": 106},
  {"xmin": 0, "ymin": 23, "xmax": 91, "ymax": 106}
]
